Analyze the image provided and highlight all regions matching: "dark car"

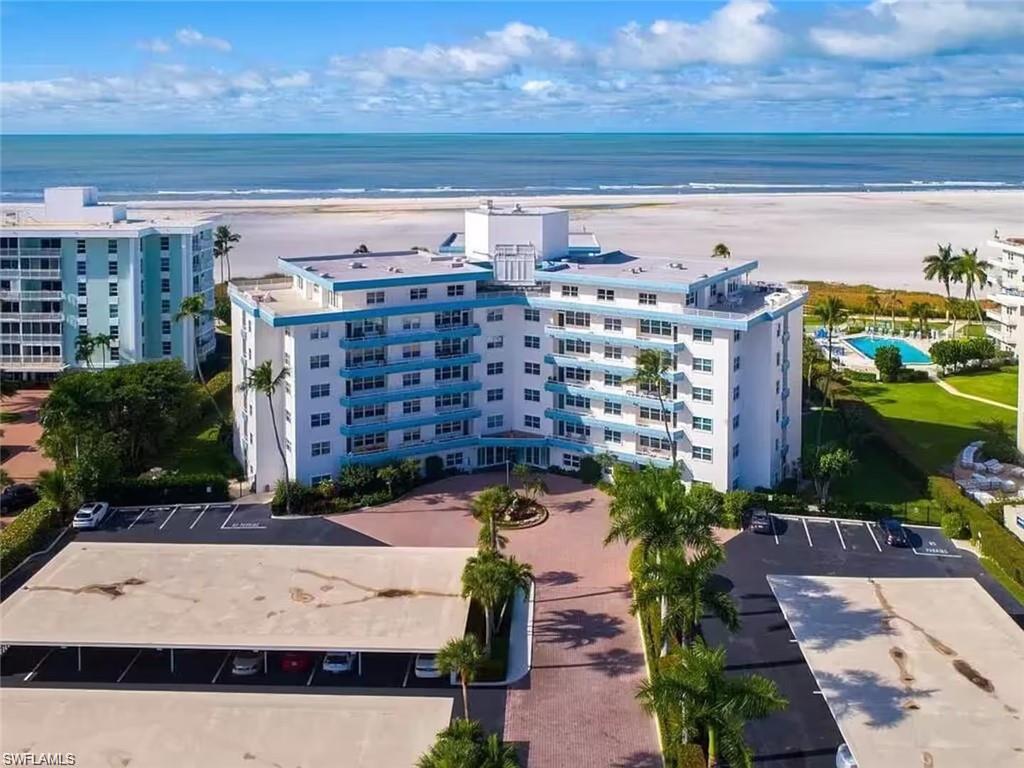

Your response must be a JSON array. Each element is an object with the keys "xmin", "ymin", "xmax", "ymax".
[
  {"xmin": 748, "ymin": 508, "xmax": 773, "ymax": 534},
  {"xmin": 880, "ymin": 518, "xmax": 909, "ymax": 547},
  {"xmin": 281, "ymin": 652, "xmax": 312, "ymax": 673},
  {"xmin": 0, "ymin": 484, "xmax": 39, "ymax": 513}
]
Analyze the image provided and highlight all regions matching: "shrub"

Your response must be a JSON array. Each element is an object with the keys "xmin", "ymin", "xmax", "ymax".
[
  {"xmin": 674, "ymin": 744, "xmax": 707, "ymax": 768},
  {"xmin": 358, "ymin": 490, "xmax": 393, "ymax": 507},
  {"xmin": 941, "ymin": 511, "xmax": 970, "ymax": 540},
  {"xmin": 337, "ymin": 464, "xmax": 378, "ymax": 495},
  {"xmin": 0, "ymin": 502, "xmax": 62, "ymax": 576},
  {"xmin": 722, "ymin": 490, "xmax": 753, "ymax": 529},
  {"xmin": 424, "ymin": 455, "xmax": 445, "ymax": 481},
  {"xmin": 99, "ymin": 473, "xmax": 229, "ymax": 505},
  {"xmin": 577, "ymin": 456, "xmax": 603, "ymax": 484},
  {"xmin": 874, "ymin": 344, "xmax": 903, "ymax": 382}
]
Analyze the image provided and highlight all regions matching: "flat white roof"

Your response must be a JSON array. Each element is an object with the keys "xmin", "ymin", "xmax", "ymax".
[
  {"xmin": 284, "ymin": 250, "xmax": 492, "ymax": 282},
  {"xmin": 0, "ymin": 688, "xmax": 452, "ymax": 768},
  {"xmin": 0, "ymin": 542, "xmax": 473, "ymax": 653},
  {"xmin": 768, "ymin": 576, "xmax": 1024, "ymax": 768}
]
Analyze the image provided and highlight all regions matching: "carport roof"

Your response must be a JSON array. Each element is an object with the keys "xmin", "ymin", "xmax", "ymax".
[
  {"xmin": 768, "ymin": 575, "xmax": 1024, "ymax": 768},
  {"xmin": 0, "ymin": 687, "xmax": 452, "ymax": 768},
  {"xmin": 0, "ymin": 542, "xmax": 474, "ymax": 653}
]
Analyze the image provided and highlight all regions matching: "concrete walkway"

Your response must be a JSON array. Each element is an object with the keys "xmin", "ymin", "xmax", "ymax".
[{"xmin": 931, "ymin": 375, "xmax": 1017, "ymax": 412}]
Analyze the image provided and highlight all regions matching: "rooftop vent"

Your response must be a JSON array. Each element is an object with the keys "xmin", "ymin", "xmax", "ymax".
[
  {"xmin": 350, "ymin": 261, "xmax": 365, "ymax": 269},
  {"xmin": 451, "ymin": 261, "xmax": 464, "ymax": 268},
  {"xmin": 513, "ymin": 203, "xmax": 523, "ymax": 213}
]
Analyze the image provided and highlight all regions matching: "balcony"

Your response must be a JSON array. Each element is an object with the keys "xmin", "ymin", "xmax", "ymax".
[
  {"xmin": 637, "ymin": 445, "xmax": 672, "ymax": 459},
  {"xmin": 339, "ymin": 324, "xmax": 481, "ymax": 350},
  {"xmin": 351, "ymin": 414, "xmax": 389, "ymax": 426},
  {"xmin": 9, "ymin": 311, "xmax": 64, "ymax": 322},
  {"xmin": 0, "ymin": 247, "xmax": 62, "ymax": 257},
  {"xmin": 0, "ymin": 289, "xmax": 64, "ymax": 301},
  {"xmin": 435, "ymin": 431, "xmax": 469, "ymax": 442},
  {"xmin": 0, "ymin": 268, "xmax": 62, "ymax": 280},
  {"xmin": 346, "ymin": 356, "xmax": 388, "ymax": 369},
  {"xmin": 351, "ymin": 443, "xmax": 390, "ymax": 456},
  {"xmin": 437, "ymin": 401, "xmax": 471, "ymax": 414}
]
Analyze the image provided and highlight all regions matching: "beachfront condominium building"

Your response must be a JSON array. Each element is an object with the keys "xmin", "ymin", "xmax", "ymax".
[
  {"xmin": 0, "ymin": 187, "xmax": 216, "ymax": 379},
  {"xmin": 229, "ymin": 201, "xmax": 806, "ymax": 493},
  {"xmin": 985, "ymin": 234, "xmax": 1024, "ymax": 452}
]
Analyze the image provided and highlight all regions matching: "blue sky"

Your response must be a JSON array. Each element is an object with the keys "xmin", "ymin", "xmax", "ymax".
[{"xmin": 2, "ymin": 1, "xmax": 1022, "ymax": 132}]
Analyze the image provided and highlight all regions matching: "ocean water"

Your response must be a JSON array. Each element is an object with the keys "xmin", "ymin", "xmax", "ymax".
[{"xmin": 1, "ymin": 133, "xmax": 1021, "ymax": 202}]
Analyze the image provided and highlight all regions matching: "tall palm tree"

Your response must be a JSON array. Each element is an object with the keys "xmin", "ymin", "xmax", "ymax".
[
  {"xmin": 74, "ymin": 333, "xmax": 96, "ymax": 369},
  {"xmin": 711, "ymin": 243, "xmax": 731, "ymax": 259},
  {"xmin": 239, "ymin": 361, "xmax": 290, "ymax": 513},
  {"xmin": 35, "ymin": 468, "xmax": 77, "ymax": 517},
  {"xmin": 213, "ymin": 225, "xmax": 241, "ymax": 284},
  {"xmin": 92, "ymin": 333, "xmax": 112, "ymax": 368},
  {"xmin": 176, "ymin": 295, "xmax": 222, "ymax": 421},
  {"xmin": 637, "ymin": 641, "xmax": 788, "ymax": 768},
  {"xmin": 907, "ymin": 302, "xmax": 931, "ymax": 335},
  {"xmin": 864, "ymin": 293, "xmax": 882, "ymax": 330},
  {"xmin": 462, "ymin": 551, "xmax": 530, "ymax": 654},
  {"xmin": 436, "ymin": 635, "xmax": 484, "ymax": 721},
  {"xmin": 957, "ymin": 247, "xmax": 992, "ymax": 323},
  {"xmin": 812, "ymin": 296, "xmax": 847, "ymax": 452},
  {"xmin": 626, "ymin": 349, "xmax": 677, "ymax": 465},
  {"xmin": 884, "ymin": 289, "xmax": 902, "ymax": 333},
  {"xmin": 922, "ymin": 243, "xmax": 961, "ymax": 323},
  {"xmin": 471, "ymin": 484, "xmax": 515, "ymax": 552},
  {"xmin": 631, "ymin": 545, "xmax": 738, "ymax": 647}
]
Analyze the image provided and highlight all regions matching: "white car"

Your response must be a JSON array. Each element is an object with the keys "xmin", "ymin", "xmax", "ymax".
[
  {"xmin": 322, "ymin": 651, "xmax": 356, "ymax": 674},
  {"xmin": 231, "ymin": 651, "xmax": 263, "ymax": 676},
  {"xmin": 72, "ymin": 502, "xmax": 109, "ymax": 529},
  {"xmin": 836, "ymin": 744, "xmax": 858, "ymax": 768},
  {"xmin": 414, "ymin": 653, "xmax": 442, "ymax": 679}
]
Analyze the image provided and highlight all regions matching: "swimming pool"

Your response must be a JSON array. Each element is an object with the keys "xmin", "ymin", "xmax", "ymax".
[{"xmin": 846, "ymin": 336, "xmax": 932, "ymax": 365}]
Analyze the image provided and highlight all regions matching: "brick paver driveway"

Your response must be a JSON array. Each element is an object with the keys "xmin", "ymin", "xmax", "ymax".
[
  {"xmin": 0, "ymin": 389, "xmax": 53, "ymax": 483},
  {"xmin": 331, "ymin": 472, "xmax": 661, "ymax": 767}
]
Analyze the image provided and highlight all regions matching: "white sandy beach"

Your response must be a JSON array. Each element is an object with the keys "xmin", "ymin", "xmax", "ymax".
[{"xmin": 18, "ymin": 191, "xmax": 1024, "ymax": 292}]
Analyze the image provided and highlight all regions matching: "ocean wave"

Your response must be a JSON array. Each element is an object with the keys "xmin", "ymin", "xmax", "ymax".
[
  {"xmin": 864, "ymin": 180, "xmax": 1011, "ymax": 188},
  {"xmin": 688, "ymin": 182, "xmax": 853, "ymax": 190},
  {"xmin": 598, "ymin": 184, "xmax": 690, "ymax": 191},
  {"xmin": 154, "ymin": 187, "xmax": 367, "ymax": 196}
]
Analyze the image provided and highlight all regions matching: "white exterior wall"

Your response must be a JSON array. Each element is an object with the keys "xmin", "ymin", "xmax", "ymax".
[{"xmin": 464, "ymin": 208, "xmax": 569, "ymax": 261}]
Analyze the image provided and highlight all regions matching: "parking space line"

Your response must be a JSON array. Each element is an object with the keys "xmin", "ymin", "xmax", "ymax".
[
  {"xmin": 802, "ymin": 517, "xmax": 813, "ymax": 547},
  {"xmin": 117, "ymin": 649, "xmax": 143, "ymax": 683},
  {"xmin": 306, "ymin": 655, "xmax": 319, "ymax": 687},
  {"xmin": 127, "ymin": 508, "xmax": 148, "ymax": 530},
  {"xmin": 212, "ymin": 651, "xmax": 231, "ymax": 684},
  {"xmin": 24, "ymin": 648, "xmax": 56, "ymax": 682},
  {"xmin": 158, "ymin": 506, "xmax": 179, "ymax": 530},
  {"xmin": 220, "ymin": 506, "xmax": 238, "ymax": 530},
  {"xmin": 189, "ymin": 505, "xmax": 209, "ymax": 530},
  {"xmin": 402, "ymin": 656, "xmax": 413, "ymax": 688},
  {"xmin": 769, "ymin": 515, "xmax": 779, "ymax": 546},
  {"xmin": 866, "ymin": 522, "xmax": 882, "ymax": 552},
  {"xmin": 833, "ymin": 520, "xmax": 846, "ymax": 550}
]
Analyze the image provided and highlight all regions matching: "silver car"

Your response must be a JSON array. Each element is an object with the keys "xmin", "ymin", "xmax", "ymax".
[
  {"xmin": 72, "ymin": 502, "xmax": 109, "ymax": 530},
  {"xmin": 231, "ymin": 651, "xmax": 263, "ymax": 676}
]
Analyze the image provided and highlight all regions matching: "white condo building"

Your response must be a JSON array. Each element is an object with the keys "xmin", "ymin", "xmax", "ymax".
[
  {"xmin": 230, "ymin": 203, "xmax": 806, "ymax": 493},
  {"xmin": 985, "ymin": 235, "xmax": 1024, "ymax": 354},
  {"xmin": 1, "ymin": 187, "xmax": 216, "ymax": 378}
]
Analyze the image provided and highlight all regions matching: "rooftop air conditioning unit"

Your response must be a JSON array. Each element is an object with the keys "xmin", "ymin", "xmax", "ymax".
[{"xmin": 350, "ymin": 262, "xmax": 365, "ymax": 269}]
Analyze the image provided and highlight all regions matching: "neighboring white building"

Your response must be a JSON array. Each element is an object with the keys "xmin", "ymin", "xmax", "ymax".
[
  {"xmin": 985, "ymin": 235, "xmax": 1024, "ymax": 451},
  {"xmin": 0, "ymin": 187, "xmax": 216, "ymax": 379},
  {"xmin": 230, "ymin": 202, "xmax": 805, "ymax": 493}
]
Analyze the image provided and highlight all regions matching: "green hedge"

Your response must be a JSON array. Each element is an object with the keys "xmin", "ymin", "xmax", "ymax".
[
  {"xmin": 98, "ymin": 473, "xmax": 229, "ymax": 505},
  {"xmin": 0, "ymin": 502, "xmax": 63, "ymax": 576}
]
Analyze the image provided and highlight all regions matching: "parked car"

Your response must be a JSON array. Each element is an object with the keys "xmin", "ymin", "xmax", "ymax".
[
  {"xmin": 880, "ymin": 518, "xmax": 909, "ymax": 547},
  {"xmin": 231, "ymin": 651, "xmax": 263, "ymax": 676},
  {"xmin": 0, "ymin": 484, "xmax": 38, "ymax": 513},
  {"xmin": 748, "ymin": 508, "xmax": 773, "ymax": 534},
  {"xmin": 414, "ymin": 653, "xmax": 442, "ymax": 679},
  {"xmin": 322, "ymin": 651, "xmax": 356, "ymax": 674},
  {"xmin": 835, "ymin": 743, "xmax": 858, "ymax": 768},
  {"xmin": 71, "ymin": 502, "xmax": 109, "ymax": 530},
  {"xmin": 280, "ymin": 652, "xmax": 312, "ymax": 673}
]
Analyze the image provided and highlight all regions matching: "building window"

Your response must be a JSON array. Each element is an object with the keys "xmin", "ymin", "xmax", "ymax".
[
  {"xmin": 410, "ymin": 287, "xmax": 428, "ymax": 301},
  {"xmin": 693, "ymin": 446, "xmax": 713, "ymax": 462},
  {"xmin": 524, "ymin": 388, "xmax": 540, "ymax": 402},
  {"xmin": 161, "ymin": 320, "xmax": 171, "ymax": 335},
  {"xmin": 604, "ymin": 401, "xmax": 622, "ymax": 416},
  {"xmin": 160, "ymin": 236, "xmax": 170, "ymax": 251},
  {"xmin": 403, "ymin": 399, "xmax": 421, "ymax": 415},
  {"xmin": 563, "ymin": 366, "xmax": 590, "ymax": 384},
  {"xmin": 639, "ymin": 435, "xmax": 672, "ymax": 453},
  {"xmin": 686, "ymin": 291, "xmax": 696, "ymax": 307},
  {"xmin": 604, "ymin": 429, "xmax": 622, "ymax": 444},
  {"xmin": 109, "ymin": 305, "xmax": 118, "ymax": 319},
  {"xmin": 77, "ymin": 261, "xmax": 87, "ymax": 276},
  {"xmin": 524, "ymin": 415, "xmax": 541, "ymax": 430},
  {"xmin": 445, "ymin": 452, "xmax": 464, "ymax": 468},
  {"xmin": 310, "ymin": 383, "xmax": 331, "ymax": 399},
  {"xmin": 732, "ymin": 414, "xmax": 740, "ymax": 429},
  {"xmin": 162, "ymin": 341, "xmax": 172, "ymax": 356},
  {"xmin": 107, "ymin": 240, "xmax": 118, "ymax": 255},
  {"xmin": 733, "ymin": 356, "xmax": 741, "ymax": 371},
  {"xmin": 78, "ymin": 305, "xmax": 88, "ymax": 319},
  {"xmin": 604, "ymin": 345, "xmax": 622, "ymax": 360},
  {"xmin": 110, "ymin": 347, "xmax": 120, "ymax": 361},
  {"xmin": 109, "ymin": 325, "xmax": 119, "ymax": 339},
  {"xmin": 604, "ymin": 318, "xmax": 622, "ymax": 332},
  {"xmin": 108, "ymin": 261, "xmax": 119, "ymax": 277},
  {"xmin": 639, "ymin": 292, "xmax": 657, "ymax": 306},
  {"xmin": 312, "ymin": 440, "xmax": 334, "ymax": 457},
  {"xmin": 161, "ymin": 278, "xmax": 170, "ymax": 293},
  {"xmin": 486, "ymin": 335, "xmax": 504, "ymax": 349},
  {"xmin": 562, "ymin": 454, "xmax": 581, "ymax": 470},
  {"xmin": 693, "ymin": 358, "xmax": 713, "ymax": 373},
  {"xmin": 639, "ymin": 319, "xmax": 672, "ymax": 337},
  {"xmin": 732, "ymin": 385, "xmax": 740, "ymax": 401},
  {"xmin": 76, "ymin": 240, "xmax": 86, "ymax": 255},
  {"xmin": 564, "ymin": 311, "xmax": 590, "ymax": 328},
  {"xmin": 487, "ymin": 414, "xmax": 504, "ymax": 430},
  {"xmin": 487, "ymin": 362, "xmax": 504, "ymax": 375},
  {"xmin": 447, "ymin": 284, "xmax": 465, "ymax": 297},
  {"xmin": 486, "ymin": 309, "xmax": 503, "ymax": 322},
  {"xmin": 402, "ymin": 317, "xmax": 422, "ymax": 331},
  {"xmin": 77, "ymin": 282, "xmax": 87, "ymax": 297},
  {"xmin": 310, "ymin": 474, "xmax": 332, "ymax": 487},
  {"xmin": 597, "ymin": 288, "xmax": 615, "ymax": 301},
  {"xmin": 693, "ymin": 387, "xmax": 713, "ymax": 403},
  {"xmin": 605, "ymin": 373, "xmax": 622, "ymax": 387},
  {"xmin": 776, "ymin": 351, "xmax": 781, "ymax": 366},
  {"xmin": 565, "ymin": 339, "xmax": 590, "ymax": 355},
  {"xmin": 403, "ymin": 429, "xmax": 421, "ymax": 443},
  {"xmin": 436, "ymin": 420, "xmax": 464, "ymax": 437},
  {"xmin": 734, "ymin": 330, "xmax": 741, "ymax": 341},
  {"xmin": 564, "ymin": 394, "xmax": 590, "ymax": 409},
  {"xmin": 561, "ymin": 285, "xmax": 578, "ymax": 298},
  {"xmin": 161, "ymin": 299, "xmax": 171, "ymax": 314},
  {"xmin": 160, "ymin": 256, "xmax": 170, "ymax": 272},
  {"xmin": 352, "ymin": 433, "xmax": 387, "ymax": 453},
  {"xmin": 366, "ymin": 291, "xmax": 385, "ymax": 305},
  {"xmin": 693, "ymin": 328, "xmax": 713, "ymax": 343},
  {"xmin": 524, "ymin": 335, "xmax": 540, "ymax": 349},
  {"xmin": 732, "ymin": 444, "xmax": 740, "ymax": 458},
  {"xmin": 311, "ymin": 412, "xmax": 331, "ymax": 428},
  {"xmin": 487, "ymin": 388, "xmax": 504, "ymax": 402},
  {"xmin": 310, "ymin": 354, "xmax": 330, "ymax": 370},
  {"xmin": 693, "ymin": 416, "xmax": 713, "ymax": 432},
  {"xmin": 310, "ymin": 326, "xmax": 329, "ymax": 340},
  {"xmin": 402, "ymin": 372, "xmax": 421, "ymax": 387},
  {"xmin": 402, "ymin": 344, "xmax": 421, "ymax": 359},
  {"xmin": 524, "ymin": 361, "xmax": 540, "ymax": 375},
  {"xmin": 640, "ymin": 406, "xmax": 668, "ymax": 422},
  {"xmin": 352, "ymin": 404, "xmax": 386, "ymax": 421},
  {"xmin": 524, "ymin": 308, "xmax": 540, "ymax": 322}
]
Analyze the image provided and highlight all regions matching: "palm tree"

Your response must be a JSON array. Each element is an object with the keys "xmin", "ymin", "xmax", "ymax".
[
  {"xmin": 461, "ymin": 551, "xmax": 531, "ymax": 655},
  {"xmin": 436, "ymin": 635, "xmax": 484, "ymax": 720},
  {"xmin": 471, "ymin": 485, "xmax": 515, "ymax": 552},
  {"xmin": 92, "ymin": 333, "xmax": 112, "ymax": 368},
  {"xmin": 74, "ymin": 333, "xmax": 96, "ymax": 369},
  {"xmin": 631, "ymin": 545, "xmax": 738, "ymax": 647},
  {"xmin": 627, "ymin": 349, "xmax": 677, "ymax": 465},
  {"xmin": 377, "ymin": 464, "xmax": 401, "ymax": 497},
  {"xmin": 884, "ymin": 289, "xmax": 902, "ymax": 333},
  {"xmin": 637, "ymin": 641, "xmax": 788, "ymax": 768},
  {"xmin": 957, "ymin": 247, "xmax": 992, "ymax": 323},
  {"xmin": 176, "ymin": 295, "xmax": 222, "ymax": 422},
  {"xmin": 812, "ymin": 296, "xmax": 847, "ymax": 452},
  {"xmin": 0, "ymin": 468, "xmax": 12, "ymax": 489},
  {"xmin": 36, "ymin": 468, "xmax": 77, "ymax": 517},
  {"xmin": 907, "ymin": 302, "xmax": 931, "ymax": 335},
  {"xmin": 922, "ymin": 243, "xmax": 962, "ymax": 323},
  {"xmin": 239, "ymin": 361, "xmax": 290, "ymax": 513},
  {"xmin": 479, "ymin": 733, "xmax": 519, "ymax": 768},
  {"xmin": 213, "ymin": 225, "xmax": 241, "ymax": 284},
  {"xmin": 711, "ymin": 243, "xmax": 731, "ymax": 259},
  {"xmin": 864, "ymin": 293, "xmax": 882, "ymax": 331},
  {"xmin": 353, "ymin": 243, "xmax": 370, "ymax": 254},
  {"xmin": 416, "ymin": 721, "xmax": 482, "ymax": 768}
]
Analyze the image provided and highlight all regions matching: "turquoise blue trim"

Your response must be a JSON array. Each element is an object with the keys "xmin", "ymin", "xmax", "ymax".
[
  {"xmin": 544, "ymin": 380, "xmax": 687, "ymax": 412},
  {"xmin": 546, "ymin": 325, "xmax": 686, "ymax": 352},
  {"xmin": 339, "ymin": 353, "xmax": 479, "ymax": 377},
  {"xmin": 345, "ymin": 436, "xmax": 477, "ymax": 464},
  {"xmin": 546, "ymin": 409, "xmax": 683, "ymax": 439},
  {"xmin": 257, "ymin": 294, "xmax": 527, "ymax": 328},
  {"xmin": 538, "ymin": 260, "xmax": 757, "ymax": 292},
  {"xmin": 545, "ymin": 353, "xmax": 687, "ymax": 383},
  {"xmin": 339, "ymin": 380, "xmax": 481, "ymax": 407},
  {"xmin": 478, "ymin": 435, "xmax": 547, "ymax": 448},
  {"xmin": 339, "ymin": 324, "xmax": 481, "ymax": 349},
  {"xmin": 340, "ymin": 408, "xmax": 480, "ymax": 437},
  {"xmin": 546, "ymin": 437, "xmax": 674, "ymax": 469}
]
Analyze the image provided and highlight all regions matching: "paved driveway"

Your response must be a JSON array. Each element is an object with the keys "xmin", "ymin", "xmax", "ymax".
[
  {"xmin": 330, "ymin": 472, "xmax": 661, "ymax": 768},
  {"xmin": 0, "ymin": 389, "xmax": 53, "ymax": 484}
]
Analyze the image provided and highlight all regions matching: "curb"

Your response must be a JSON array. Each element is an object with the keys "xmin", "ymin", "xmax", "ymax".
[{"xmin": 470, "ymin": 581, "xmax": 535, "ymax": 688}]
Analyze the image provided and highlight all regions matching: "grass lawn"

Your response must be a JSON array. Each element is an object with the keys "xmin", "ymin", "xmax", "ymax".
[
  {"xmin": 846, "ymin": 378, "xmax": 1015, "ymax": 473},
  {"xmin": 945, "ymin": 366, "xmax": 1018, "ymax": 407},
  {"xmin": 155, "ymin": 377, "xmax": 240, "ymax": 477},
  {"xmin": 804, "ymin": 409, "xmax": 928, "ymax": 506}
]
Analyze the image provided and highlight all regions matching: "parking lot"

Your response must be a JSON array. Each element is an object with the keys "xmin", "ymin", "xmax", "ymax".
[{"xmin": 704, "ymin": 514, "xmax": 1021, "ymax": 768}]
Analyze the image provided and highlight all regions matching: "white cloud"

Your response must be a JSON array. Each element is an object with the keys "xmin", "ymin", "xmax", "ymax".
[
  {"xmin": 271, "ymin": 71, "xmax": 312, "ymax": 89},
  {"xmin": 601, "ymin": 0, "xmax": 783, "ymax": 68},
  {"xmin": 521, "ymin": 79, "xmax": 555, "ymax": 94},
  {"xmin": 175, "ymin": 27, "xmax": 232, "ymax": 53},
  {"xmin": 811, "ymin": 0, "xmax": 1024, "ymax": 60},
  {"xmin": 137, "ymin": 38, "xmax": 171, "ymax": 54}
]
